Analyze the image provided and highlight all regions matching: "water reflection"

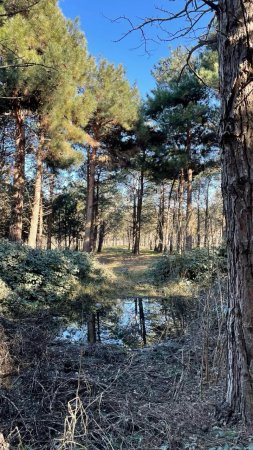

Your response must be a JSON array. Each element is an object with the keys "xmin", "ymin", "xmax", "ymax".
[{"xmin": 58, "ymin": 297, "xmax": 191, "ymax": 349}]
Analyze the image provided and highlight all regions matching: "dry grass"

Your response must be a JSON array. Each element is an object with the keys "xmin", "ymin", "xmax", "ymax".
[
  {"xmin": 96, "ymin": 247, "xmax": 161, "ymax": 299},
  {"xmin": 0, "ymin": 309, "xmax": 249, "ymax": 450},
  {"xmin": 0, "ymin": 249, "xmax": 249, "ymax": 450}
]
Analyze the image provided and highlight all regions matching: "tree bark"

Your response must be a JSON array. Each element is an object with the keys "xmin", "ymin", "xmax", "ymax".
[
  {"xmin": 9, "ymin": 103, "xmax": 26, "ymax": 241},
  {"xmin": 84, "ymin": 146, "xmax": 96, "ymax": 253},
  {"xmin": 47, "ymin": 172, "xmax": 55, "ymax": 250},
  {"xmin": 133, "ymin": 169, "xmax": 144, "ymax": 255},
  {"xmin": 37, "ymin": 195, "xmax": 43, "ymax": 249},
  {"xmin": 185, "ymin": 167, "xmax": 193, "ymax": 251},
  {"xmin": 204, "ymin": 180, "xmax": 210, "ymax": 249},
  {"xmin": 97, "ymin": 220, "xmax": 106, "ymax": 253},
  {"xmin": 87, "ymin": 313, "xmax": 96, "ymax": 344},
  {"xmin": 28, "ymin": 129, "xmax": 45, "ymax": 248},
  {"xmin": 197, "ymin": 183, "xmax": 201, "ymax": 248},
  {"xmin": 219, "ymin": 0, "xmax": 253, "ymax": 424},
  {"xmin": 177, "ymin": 169, "xmax": 184, "ymax": 253}
]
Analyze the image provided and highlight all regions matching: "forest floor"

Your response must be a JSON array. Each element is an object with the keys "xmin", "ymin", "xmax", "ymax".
[
  {"xmin": 0, "ymin": 247, "xmax": 251, "ymax": 450},
  {"xmin": 97, "ymin": 247, "xmax": 161, "ymax": 298}
]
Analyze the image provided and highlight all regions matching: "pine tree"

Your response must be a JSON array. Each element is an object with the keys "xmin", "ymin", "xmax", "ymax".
[
  {"xmin": 0, "ymin": 0, "xmax": 95, "ymax": 245},
  {"xmin": 146, "ymin": 48, "xmax": 219, "ymax": 251},
  {"xmin": 82, "ymin": 60, "xmax": 139, "ymax": 252}
]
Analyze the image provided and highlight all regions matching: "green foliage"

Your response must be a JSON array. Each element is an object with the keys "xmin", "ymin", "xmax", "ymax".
[
  {"xmin": 150, "ymin": 248, "xmax": 226, "ymax": 284},
  {"xmin": 0, "ymin": 239, "xmax": 93, "ymax": 306}
]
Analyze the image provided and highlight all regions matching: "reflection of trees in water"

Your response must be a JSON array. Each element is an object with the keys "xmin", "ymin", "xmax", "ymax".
[{"xmin": 84, "ymin": 296, "xmax": 192, "ymax": 347}]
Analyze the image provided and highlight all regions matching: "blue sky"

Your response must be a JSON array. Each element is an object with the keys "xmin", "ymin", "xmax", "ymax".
[{"xmin": 59, "ymin": 0, "xmax": 197, "ymax": 98}]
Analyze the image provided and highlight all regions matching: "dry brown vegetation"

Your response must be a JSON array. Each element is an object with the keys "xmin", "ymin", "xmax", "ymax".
[{"xmin": 0, "ymin": 250, "xmax": 250, "ymax": 450}]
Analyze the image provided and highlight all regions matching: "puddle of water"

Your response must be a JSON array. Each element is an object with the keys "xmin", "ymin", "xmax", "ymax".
[{"xmin": 57, "ymin": 297, "xmax": 189, "ymax": 349}]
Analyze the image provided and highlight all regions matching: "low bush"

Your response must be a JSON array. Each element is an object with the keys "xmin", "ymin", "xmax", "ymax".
[
  {"xmin": 150, "ymin": 247, "xmax": 227, "ymax": 284},
  {"xmin": 0, "ymin": 240, "xmax": 93, "ymax": 306}
]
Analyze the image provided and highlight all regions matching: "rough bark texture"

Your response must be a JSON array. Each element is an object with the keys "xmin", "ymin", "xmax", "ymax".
[
  {"xmin": 219, "ymin": 0, "xmax": 253, "ymax": 424},
  {"xmin": 9, "ymin": 104, "xmax": 26, "ymax": 241},
  {"xmin": 28, "ymin": 132, "xmax": 44, "ymax": 248}
]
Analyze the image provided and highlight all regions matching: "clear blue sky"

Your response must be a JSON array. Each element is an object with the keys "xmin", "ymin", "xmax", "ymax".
[{"xmin": 59, "ymin": 1, "xmax": 206, "ymax": 98}]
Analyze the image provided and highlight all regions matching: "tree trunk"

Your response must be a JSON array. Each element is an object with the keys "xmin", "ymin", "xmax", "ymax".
[
  {"xmin": 197, "ymin": 183, "xmax": 201, "ymax": 248},
  {"xmin": 185, "ymin": 167, "xmax": 193, "ymax": 251},
  {"xmin": 28, "ymin": 130, "xmax": 44, "ymax": 248},
  {"xmin": 47, "ymin": 172, "xmax": 55, "ymax": 250},
  {"xmin": 169, "ymin": 196, "xmax": 177, "ymax": 253},
  {"xmin": 9, "ymin": 104, "xmax": 26, "ymax": 241},
  {"xmin": 133, "ymin": 169, "xmax": 144, "ymax": 255},
  {"xmin": 84, "ymin": 146, "xmax": 96, "ymax": 253},
  {"xmin": 166, "ymin": 179, "xmax": 176, "ymax": 251},
  {"xmin": 219, "ymin": 0, "xmax": 253, "ymax": 424},
  {"xmin": 204, "ymin": 180, "xmax": 210, "ymax": 249},
  {"xmin": 177, "ymin": 169, "xmax": 184, "ymax": 253},
  {"xmin": 87, "ymin": 313, "xmax": 96, "ymax": 344},
  {"xmin": 97, "ymin": 221, "xmax": 106, "ymax": 253},
  {"xmin": 37, "ymin": 196, "xmax": 43, "ymax": 249},
  {"xmin": 132, "ymin": 190, "xmax": 137, "ymax": 252}
]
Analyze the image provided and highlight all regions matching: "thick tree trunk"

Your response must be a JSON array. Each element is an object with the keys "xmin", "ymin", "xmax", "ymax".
[
  {"xmin": 177, "ymin": 169, "xmax": 184, "ymax": 253},
  {"xmin": 219, "ymin": 0, "xmax": 253, "ymax": 424},
  {"xmin": 28, "ymin": 131, "xmax": 44, "ymax": 248},
  {"xmin": 185, "ymin": 167, "xmax": 193, "ymax": 251},
  {"xmin": 84, "ymin": 146, "xmax": 96, "ymax": 253},
  {"xmin": 9, "ymin": 104, "xmax": 26, "ymax": 241}
]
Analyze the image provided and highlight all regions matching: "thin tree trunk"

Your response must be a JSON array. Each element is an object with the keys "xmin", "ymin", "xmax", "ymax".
[
  {"xmin": 37, "ymin": 195, "xmax": 43, "ymax": 248},
  {"xmin": 204, "ymin": 180, "xmax": 210, "ymax": 249},
  {"xmin": 185, "ymin": 167, "xmax": 193, "ymax": 251},
  {"xmin": 84, "ymin": 146, "xmax": 96, "ymax": 253},
  {"xmin": 197, "ymin": 183, "xmax": 201, "ymax": 248},
  {"xmin": 9, "ymin": 103, "xmax": 26, "ymax": 241},
  {"xmin": 170, "ymin": 196, "xmax": 177, "ymax": 253},
  {"xmin": 97, "ymin": 221, "xmax": 106, "ymax": 253},
  {"xmin": 28, "ymin": 129, "xmax": 45, "ymax": 248},
  {"xmin": 133, "ymin": 169, "xmax": 144, "ymax": 255},
  {"xmin": 177, "ymin": 169, "xmax": 184, "ymax": 253},
  {"xmin": 166, "ymin": 179, "xmax": 176, "ymax": 251},
  {"xmin": 92, "ymin": 173, "xmax": 100, "ymax": 252},
  {"xmin": 219, "ymin": 0, "xmax": 253, "ymax": 424},
  {"xmin": 132, "ymin": 191, "xmax": 137, "ymax": 252},
  {"xmin": 47, "ymin": 172, "xmax": 55, "ymax": 250},
  {"xmin": 139, "ymin": 298, "xmax": 147, "ymax": 345},
  {"xmin": 87, "ymin": 313, "xmax": 96, "ymax": 344}
]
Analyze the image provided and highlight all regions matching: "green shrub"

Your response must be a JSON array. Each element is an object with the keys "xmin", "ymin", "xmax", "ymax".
[
  {"xmin": 150, "ymin": 247, "xmax": 227, "ymax": 284},
  {"xmin": 0, "ymin": 240, "xmax": 93, "ymax": 305}
]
